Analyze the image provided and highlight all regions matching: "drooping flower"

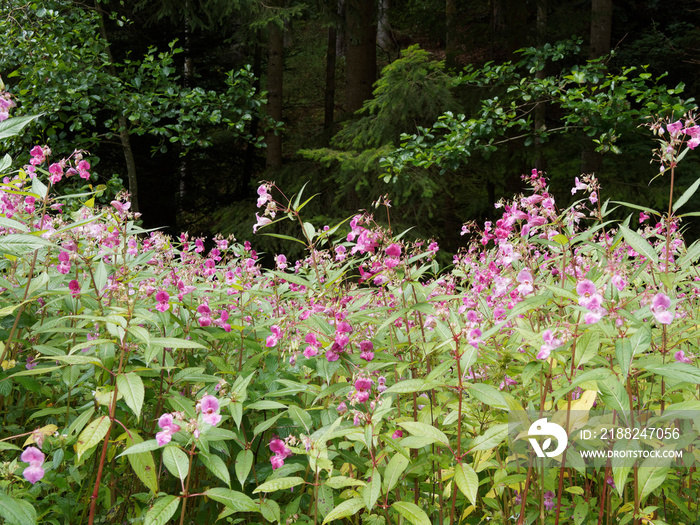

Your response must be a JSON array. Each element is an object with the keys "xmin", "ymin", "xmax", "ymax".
[
  {"xmin": 155, "ymin": 290, "xmax": 170, "ymax": 312},
  {"xmin": 269, "ymin": 438, "xmax": 293, "ymax": 470},
  {"xmin": 675, "ymin": 350, "xmax": 692, "ymax": 364},
  {"xmin": 199, "ymin": 395, "xmax": 222, "ymax": 426},
  {"xmin": 57, "ymin": 251, "xmax": 71, "ymax": 275},
  {"xmin": 156, "ymin": 413, "xmax": 181, "ymax": 446},
  {"xmin": 21, "ymin": 447, "xmax": 45, "ymax": 484},
  {"xmin": 69, "ymin": 280, "xmax": 80, "ymax": 297},
  {"xmin": 266, "ymin": 325, "xmax": 282, "ymax": 347},
  {"xmin": 537, "ymin": 329, "xmax": 562, "ymax": 360},
  {"xmin": 650, "ymin": 292, "xmax": 675, "ymax": 325}
]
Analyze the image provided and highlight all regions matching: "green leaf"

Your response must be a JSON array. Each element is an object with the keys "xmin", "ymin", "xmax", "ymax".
[
  {"xmin": 162, "ymin": 445, "xmax": 189, "ymax": 481},
  {"xmin": 45, "ymin": 355, "xmax": 103, "ymax": 367},
  {"xmin": 246, "ymin": 400, "xmax": 288, "ymax": 410},
  {"xmin": 383, "ymin": 453, "xmax": 409, "ymax": 492},
  {"xmin": 253, "ymin": 476, "xmax": 305, "ymax": 493},
  {"xmin": 392, "ymin": 501, "xmax": 432, "ymax": 525},
  {"xmin": 287, "ymin": 404, "xmax": 312, "ymax": 432},
  {"xmin": 574, "ymin": 331, "xmax": 600, "ymax": 368},
  {"xmin": 0, "ymin": 115, "xmax": 41, "ymax": 140},
  {"xmin": 118, "ymin": 439, "xmax": 161, "ymax": 457},
  {"xmin": 454, "ymin": 463, "xmax": 479, "ymax": 506},
  {"xmin": 0, "ymin": 493, "xmax": 37, "ymax": 525},
  {"xmin": 235, "ymin": 449, "xmax": 253, "ymax": 488},
  {"xmin": 468, "ymin": 423, "xmax": 509, "ymax": 452},
  {"xmin": 76, "ymin": 416, "xmax": 111, "ymax": 460},
  {"xmin": 116, "ymin": 372, "xmax": 144, "ymax": 420},
  {"xmin": 326, "ymin": 476, "xmax": 367, "ymax": 489},
  {"xmin": 149, "ymin": 337, "xmax": 206, "ymax": 349},
  {"xmin": 598, "ymin": 377, "xmax": 631, "ymax": 425},
  {"xmin": 200, "ymin": 451, "xmax": 231, "ymax": 487},
  {"xmin": 382, "ymin": 379, "xmax": 437, "ymax": 395},
  {"xmin": 144, "ymin": 495, "xmax": 179, "ymax": 525},
  {"xmin": 321, "ymin": 498, "xmax": 365, "ymax": 525},
  {"xmin": 468, "ymin": 383, "xmax": 508, "ymax": 409},
  {"xmin": 615, "ymin": 338, "xmax": 632, "ymax": 379},
  {"xmin": 66, "ymin": 407, "xmax": 95, "ymax": 438},
  {"xmin": 316, "ymin": 484, "xmax": 334, "ymax": 520},
  {"xmin": 642, "ymin": 362, "xmax": 700, "ymax": 385},
  {"xmin": 0, "ymin": 234, "xmax": 52, "ymax": 255},
  {"xmin": 673, "ymin": 176, "xmax": 700, "ymax": 213},
  {"xmin": 261, "ymin": 498, "xmax": 282, "ymax": 523},
  {"xmin": 638, "ymin": 456, "xmax": 670, "ymax": 501},
  {"xmin": 204, "ymin": 488, "xmax": 260, "ymax": 513},
  {"xmin": 0, "ymin": 442, "xmax": 22, "ymax": 451},
  {"xmin": 124, "ymin": 430, "xmax": 158, "ymax": 494},
  {"xmin": 362, "ymin": 468, "xmax": 381, "ymax": 511},
  {"xmin": 398, "ymin": 421, "xmax": 449, "ymax": 446},
  {"xmin": 618, "ymin": 225, "xmax": 659, "ymax": 264}
]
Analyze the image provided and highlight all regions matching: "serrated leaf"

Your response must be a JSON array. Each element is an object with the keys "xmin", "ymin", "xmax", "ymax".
[
  {"xmin": 261, "ymin": 498, "xmax": 281, "ymax": 523},
  {"xmin": 321, "ymin": 498, "xmax": 365, "ymax": 524},
  {"xmin": 116, "ymin": 372, "xmax": 144, "ymax": 420},
  {"xmin": 619, "ymin": 225, "xmax": 659, "ymax": 264},
  {"xmin": 162, "ymin": 445, "xmax": 189, "ymax": 481},
  {"xmin": 144, "ymin": 495, "xmax": 179, "ymax": 525},
  {"xmin": 0, "ymin": 493, "xmax": 37, "ymax": 525},
  {"xmin": 454, "ymin": 463, "xmax": 479, "ymax": 506},
  {"xmin": 235, "ymin": 449, "xmax": 253, "ymax": 488},
  {"xmin": 200, "ymin": 452, "xmax": 231, "ymax": 487},
  {"xmin": 287, "ymin": 404, "xmax": 312, "ymax": 432},
  {"xmin": 363, "ymin": 468, "xmax": 381, "ymax": 511},
  {"xmin": 383, "ymin": 453, "xmax": 409, "ymax": 492},
  {"xmin": 638, "ymin": 457, "xmax": 670, "ymax": 501},
  {"xmin": 468, "ymin": 423, "xmax": 509, "ymax": 452},
  {"xmin": 392, "ymin": 501, "xmax": 432, "ymax": 525},
  {"xmin": 118, "ymin": 439, "xmax": 161, "ymax": 457},
  {"xmin": 124, "ymin": 430, "xmax": 158, "ymax": 494},
  {"xmin": 204, "ymin": 487, "xmax": 259, "ymax": 513},
  {"xmin": 0, "ymin": 115, "xmax": 40, "ymax": 140},
  {"xmin": 253, "ymin": 476, "xmax": 305, "ymax": 493},
  {"xmin": 75, "ymin": 416, "xmax": 110, "ymax": 459},
  {"xmin": 398, "ymin": 421, "xmax": 448, "ymax": 446},
  {"xmin": 0, "ymin": 233, "xmax": 51, "ymax": 255},
  {"xmin": 326, "ymin": 476, "xmax": 367, "ymax": 489},
  {"xmin": 149, "ymin": 337, "xmax": 206, "ymax": 349},
  {"xmin": 468, "ymin": 383, "xmax": 508, "ymax": 409}
]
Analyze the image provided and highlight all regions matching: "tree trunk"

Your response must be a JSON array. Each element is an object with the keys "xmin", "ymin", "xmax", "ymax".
[
  {"xmin": 533, "ymin": 0, "xmax": 547, "ymax": 170},
  {"xmin": 179, "ymin": 0, "xmax": 192, "ymax": 214},
  {"xmin": 377, "ymin": 0, "xmax": 393, "ymax": 59},
  {"xmin": 94, "ymin": 1, "xmax": 140, "ymax": 212},
  {"xmin": 581, "ymin": 0, "xmax": 612, "ymax": 174},
  {"xmin": 324, "ymin": 10, "xmax": 338, "ymax": 136},
  {"xmin": 243, "ymin": 37, "xmax": 263, "ymax": 186},
  {"xmin": 445, "ymin": 0, "xmax": 458, "ymax": 70},
  {"xmin": 345, "ymin": 0, "xmax": 377, "ymax": 114},
  {"xmin": 266, "ymin": 19, "xmax": 284, "ymax": 168}
]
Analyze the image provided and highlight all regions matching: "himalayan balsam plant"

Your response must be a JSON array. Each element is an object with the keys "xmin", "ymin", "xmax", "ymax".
[{"xmin": 2, "ymin": 84, "xmax": 700, "ymax": 525}]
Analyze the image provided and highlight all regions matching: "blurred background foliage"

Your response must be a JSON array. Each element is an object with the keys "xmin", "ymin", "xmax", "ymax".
[{"xmin": 2, "ymin": 0, "xmax": 700, "ymax": 261}]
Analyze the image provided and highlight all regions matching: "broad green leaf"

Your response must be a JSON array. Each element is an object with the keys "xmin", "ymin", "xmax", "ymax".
[
  {"xmin": 383, "ymin": 453, "xmax": 409, "ymax": 492},
  {"xmin": 392, "ymin": 501, "xmax": 432, "ymax": 525},
  {"xmin": 200, "ymin": 451, "xmax": 231, "ymax": 487},
  {"xmin": 149, "ymin": 337, "xmax": 206, "ymax": 349},
  {"xmin": 235, "ymin": 449, "xmax": 253, "ymax": 488},
  {"xmin": 468, "ymin": 383, "xmax": 508, "ymax": 409},
  {"xmin": 598, "ymin": 376, "xmax": 631, "ymax": 424},
  {"xmin": 0, "ymin": 233, "xmax": 51, "ymax": 255},
  {"xmin": 246, "ymin": 400, "xmax": 288, "ymax": 410},
  {"xmin": 382, "ymin": 379, "xmax": 436, "ymax": 395},
  {"xmin": 66, "ymin": 407, "xmax": 95, "ymax": 438},
  {"xmin": 76, "ymin": 416, "xmax": 110, "ymax": 459},
  {"xmin": 673, "ymin": 175, "xmax": 700, "ymax": 213},
  {"xmin": 144, "ymin": 495, "xmax": 179, "ymax": 525},
  {"xmin": 118, "ymin": 439, "xmax": 161, "ymax": 457},
  {"xmin": 204, "ymin": 487, "xmax": 259, "ymax": 513},
  {"xmin": 321, "ymin": 498, "xmax": 365, "ymax": 525},
  {"xmin": 638, "ymin": 456, "xmax": 671, "ymax": 501},
  {"xmin": 326, "ymin": 476, "xmax": 367, "ymax": 489},
  {"xmin": 45, "ymin": 355, "xmax": 103, "ymax": 367},
  {"xmin": 362, "ymin": 468, "xmax": 381, "ymax": 511},
  {"xmin": 261, "ymin": 498, "xmax": 282, "ymax": 523},
  {"xmin": 162, "ymin": 445, "xmax": 189, "ymax": 481},
  {"xmin": 468, "ymin": 423, "xmax": 509, "ymax": 452},
  {"xmin": 124, "ymin": 430, "xmax": 158, "ymax": 494},
  {"xmin": 643, "ymin": 362, "xmax": 700, "ymax": 385},
  {"xmin": 316, "ymin": 484, "xmax": 334, "ymax": 520},
  {"xmin": 618, "ymin": 225, "xmax": 659, "ymax": 264},
  {"xmin": 253, "ymin": 476, "xmax": 305, "ymax": 493},
  {"xmin": 454, "ymin": 463, "xmax": 479, "ymax": 506},
  {"xmin": 0, "ymin": 115, "xmax": 40, "ymax": 140},
  {"xmin": 0, "ymin": 493, "xmax": 37, "ymax": 525},
  {"xmin": 0, "ymin": 442, "xmax": 21, "ymax": 451},
  {"xmin": 116, "ymin": 372, "xmax": 144, "ymax": 420},
  {"xmin": 574, "ymin": 331, "xmax": 600, "ymax": 368},
  {"xmin": 615, "ymin": 338, "xmax": 632, "ymax": 379},
  {"xmin": 287, "ymin": 404, "xmax": 312, "ymax": 432},
  {"xmin": 398, "ymin": 421, "xmax": 449, "ymax": 446}
]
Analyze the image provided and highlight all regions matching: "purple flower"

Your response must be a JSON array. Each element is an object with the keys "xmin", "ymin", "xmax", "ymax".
[
  {"xmin": 199, "ymin": 395, "xmax": 221, "ymax": 426},
  {"xmin": 156, "ymin": 413, "xmax": 181, "ymax": 446},
  {"xmin": 21, "ymin": 447, "xmax": 45, "ymax": 484},
  {"xmin": 538, "ymin": 329, "xmax": 562, "ymax": 360},
  {"xmin": 651, "ymin": 292, "xmax": 674, "ymax": 325}
]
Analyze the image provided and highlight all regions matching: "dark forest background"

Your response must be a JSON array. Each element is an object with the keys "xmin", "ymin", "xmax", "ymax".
[{"xmin": 2, "ymin": 0, "xmax": 700, "ymax": 261}]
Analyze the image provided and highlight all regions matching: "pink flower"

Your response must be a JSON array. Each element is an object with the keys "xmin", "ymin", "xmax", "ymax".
[
  {"xmin": 266, "ymin": 325, "xmax": 282, "ymax": 347},
  {"xmin": 537, "ymin": 329, "xmax": 562, "ymax": 360},
  {"xmin": 275, "ymin": 254, "xmax": 287, "ymax": 270},
  {"xmin": 354, "ymin": 378, "xmax": 372, "ymax": 391},
  {"xmin": 155, "ymin": 290, "xmax": 170, "ymax": 312},
  {"xmin": 111, "ymin": 200, "xmax": 131, "ymax": 214},
  {"xmin": 257, "ymin": 184, "xmax": 272, "ymax": 207},
  {"xmin": 675, "ymin": 350, "xmax": 693, "ymax": 364},
  {"xmin": 156, "ymin": 413, "xmax": 181, "ymax": 446},
  {"xmin": 21, "ymin": 446, "xmax": 45, "ymax": 484},
  {"xmin": 385, "ymin": 243, "xmax": 401, "ymax": 258},
  {"xmin": 269, "ymin": 438, "xmax": 292, "ymax": 469},
  {"xmin": 651, "ymin": 292, "xmax": 674, "ymax": 325},
  {"xmin": 57, "ymin": 251, "xmax": 71, "ymax": 274},
  {"xmin": 392, "ymin": 430, "xmax": 403, "ymax": 439},
  {"xmin": 303, "ymin": 345, "xmax": 318, "ymax": 358},
  {"xmin": 199, "ymin": 395, "xmax": 222, "ymax": 426},
  {"xmin": 571, "ymin": 177, "xmax": 587, "ymax": 195},
  {"xmin": 68, "ymin": 280, "xmax": 80, "ymax": 297},
  {"xmin": 253, "ymin": 213, "xmax": 271, "ymax": 233},
  {"xmin": 270, "ymin": 455, "xmax": 285, "ymax": 469},
  {"xmin": 667, "ymin": 120, "xmax": 683, "ymax": 137},
  {"xmin": 516, "ymin": 268, "xmax": 534, "ymax": 295}
]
